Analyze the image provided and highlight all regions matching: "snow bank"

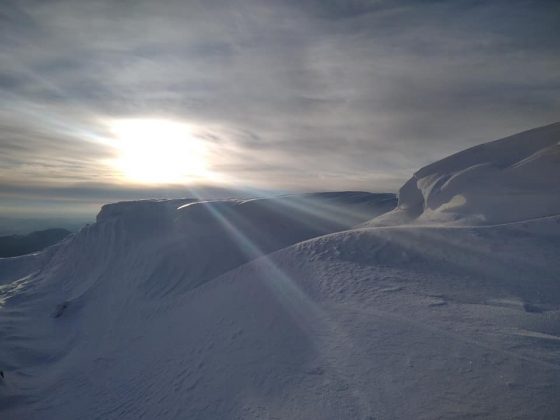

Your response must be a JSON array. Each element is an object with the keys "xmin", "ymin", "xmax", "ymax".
[{"xmin": 372, "ymin": 122, "xmax": 560, "ymax": 225}]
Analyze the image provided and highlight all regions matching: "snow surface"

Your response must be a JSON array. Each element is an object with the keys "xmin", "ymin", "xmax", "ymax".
[
  {"xmin": 371, "ymin": 122, "xmax": 560, "ymax": 226},
  {"xmin": 1, "ymin": 125, "xmax": 559, "ymax": 419}
]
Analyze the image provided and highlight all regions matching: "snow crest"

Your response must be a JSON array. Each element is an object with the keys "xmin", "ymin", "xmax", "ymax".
[{"xmin": 372, "ymin": 122, "xmax": 560, "ymax": 225}]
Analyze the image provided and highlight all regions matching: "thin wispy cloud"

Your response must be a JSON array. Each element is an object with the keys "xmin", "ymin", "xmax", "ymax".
[{"xmin": 1, "ymin": 0, "xmax": 559, "ymax": 217}]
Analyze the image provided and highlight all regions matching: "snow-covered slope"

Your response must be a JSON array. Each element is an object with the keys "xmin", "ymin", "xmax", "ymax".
[
  {"xmin": 2, "ymin": 214, "xmax": 559, "ymax": 419},
  {"xmin": 1, "ymin": 125, "xmax": 559, "ymax": 419},
  {"xmin": 0, "ymin": 192, "xmax": 397, "ymax": 415},
  {"xmin": 371, "ymin": 122, "xmax": 560, "ymax": 226}
]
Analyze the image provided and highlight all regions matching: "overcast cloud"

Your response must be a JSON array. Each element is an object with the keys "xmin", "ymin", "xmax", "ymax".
[{"xmin": 1, "ymin": 0, "xmax": 559, "ymax": 219}]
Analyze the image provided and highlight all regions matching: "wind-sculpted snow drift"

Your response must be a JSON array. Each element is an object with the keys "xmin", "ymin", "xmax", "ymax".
[
  {"xmin": 372, "ymin": 122, "xmax": 560, "ymax": 226},
  {"xmin": 1, "ymin": 125, "xmax": 560, "ymax": 419}
]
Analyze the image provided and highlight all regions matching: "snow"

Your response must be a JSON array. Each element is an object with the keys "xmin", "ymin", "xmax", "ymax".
[
  {"xmin": 1, "ymin": 125, "xmax": 559, "ymax": 419},
  {"xmin": 370, "ymin": 122, "xmax": 560, "ymax": 226}
]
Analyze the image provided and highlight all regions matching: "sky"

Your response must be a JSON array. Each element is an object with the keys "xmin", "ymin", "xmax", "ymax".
[{"xmin": 1, "ymin": 0, "xmax": 559, "ymax": 225}]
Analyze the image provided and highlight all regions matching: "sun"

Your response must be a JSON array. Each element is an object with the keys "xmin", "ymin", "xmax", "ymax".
[{"xmin": 109, "ymin": 118, "xmax": 211, "ymax": 185}]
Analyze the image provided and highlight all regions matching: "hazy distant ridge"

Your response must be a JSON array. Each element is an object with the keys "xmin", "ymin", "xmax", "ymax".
[{"xmin": 0, "ymin": 228, "xmax": 71, "ymax": 258}]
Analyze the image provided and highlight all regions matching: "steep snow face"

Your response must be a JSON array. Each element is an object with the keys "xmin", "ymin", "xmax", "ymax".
[
  {"xmin": 373, "ymin": 122, "xmax": 560, "ymax": 225},
  {"xmin": 0, "ymin": 192, "xmax": 395, "ymax": 301}
]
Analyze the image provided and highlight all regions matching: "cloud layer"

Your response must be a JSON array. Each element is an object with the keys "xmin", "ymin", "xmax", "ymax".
[{"xmin": 1, "ymin": 0, "xmax": 559, "ymax": 217}]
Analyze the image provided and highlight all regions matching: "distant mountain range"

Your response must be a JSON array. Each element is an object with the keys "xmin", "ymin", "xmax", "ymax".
[{"xmin": 0, "ymin": 228, "xmax": 71, "ymax": 258}]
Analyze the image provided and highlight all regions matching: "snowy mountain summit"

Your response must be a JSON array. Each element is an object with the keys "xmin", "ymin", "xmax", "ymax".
[
  {"xmin": 374, "ymin": 122, "xmax": 560, "ymax": 225},
  {"xmin": 1, "ymin": 124, "xmax": 559, "ymax": 419}
]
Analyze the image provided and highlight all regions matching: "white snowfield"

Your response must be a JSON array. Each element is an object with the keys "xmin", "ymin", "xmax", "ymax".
[{"xmin": 1, "ymin": 124, "xmax": 559, "ymax": 419}]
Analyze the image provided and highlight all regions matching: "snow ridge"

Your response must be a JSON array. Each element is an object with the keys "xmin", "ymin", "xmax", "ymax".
[{"xmin": 372, "ymin": 122, "xmax": 560, "ymax": 225}]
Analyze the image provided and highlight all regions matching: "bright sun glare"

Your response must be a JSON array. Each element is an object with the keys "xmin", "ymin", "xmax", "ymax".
[{"xmin": 110, "ymin": 119, "xmax": 211, "ymax": 185}]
